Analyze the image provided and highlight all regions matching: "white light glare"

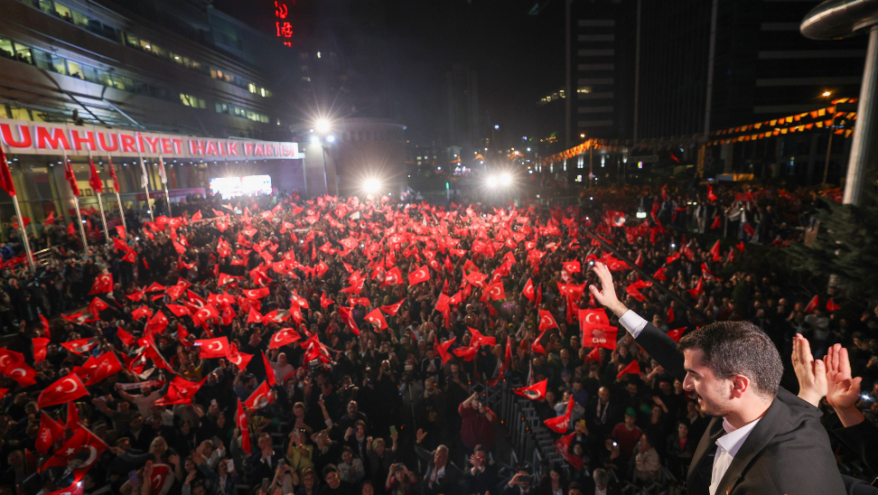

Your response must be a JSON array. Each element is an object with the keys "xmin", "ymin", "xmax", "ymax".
[
  {"xmin": 310, "ymin": 135, "xmax": 320, "ymax": 144},
  {"xmin": 364, "ymin": 179, "xmax": 381, "ymax": 193},
  {"xmin": 499, "ymin": 173, "xmax": 512, "ymax": 186},
  {"xmin": 316, "ymin": 119, "xmax": 330, "ymax": 133},
  {"xmin": 326, "ymin": 135, "xmax": 336, "ymax": 143}
]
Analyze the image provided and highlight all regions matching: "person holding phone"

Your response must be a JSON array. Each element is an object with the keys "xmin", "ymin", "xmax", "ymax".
[{"xmin": 502, "ymin": 467, "xmax": 534, "ymax": 495}]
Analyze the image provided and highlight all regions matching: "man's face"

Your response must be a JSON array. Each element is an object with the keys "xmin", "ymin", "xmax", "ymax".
[
  {"xmin": 325, "ymin": 471, "xmax": 340, "ymax": 489},
  {"xmin": 473, "ymin": 450, "xmax": 487, "ymax": 467},
  {"xmin": 258, "ymin": 435, "xmax": 271, "ymax": 450},
  {"xmin": 130, "ymin": 415, "xmax": 143, "ymax": 429},
  {"xmin": 598, "ymin": 388, "xmax": 609, "ymax": 402},
  {"xmin": 347, "ymin": 402, "xmax": 358, "ymax": 417},
  {"xmin": 682, "ymin": 348, "xmax": 733, "ymax": 417},
  {"xmin": 434, "ymin": 446, "xmax": 448, "ymax": 467},
  {"xmin": 624, "ymin": 415, "xmax": 635, "ymax": 428}
]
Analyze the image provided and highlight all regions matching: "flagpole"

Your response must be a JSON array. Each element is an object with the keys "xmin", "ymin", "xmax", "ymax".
[
  {"xmin": 91, "ymin": 153, "xmax": 110, "ymax": 244},
  {"xmin": 139, "ymin": 154, "xmax": 154, "ymax": 222},
  {"xmin": 65, "ymin": 154, "xmax": 89, "ymax": 255},
  {"xmin": 0, "ymin": 143, "xmax": 34, "ymax": 272},
  {"xmin": 159, "ymin": 156, "xmax": 172, "ymax": 216},
  {"xmin": 109, "ymin": 156, "xmax": 127, "ymax": 235}
]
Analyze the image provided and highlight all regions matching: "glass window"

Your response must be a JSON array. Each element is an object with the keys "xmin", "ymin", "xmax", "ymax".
[
  {"xmin": 9, "ymin": 107, "xmax": 30, "ymax": 120},
  {"xmin": 14, "ymin": 42, "xmax": 32, "ymax": 64},
  {"xmin": 125, "ymin": 33, "xmax": 139, "ymax": 47},
  {"xmin": 31, "ymin": 49, "xmax": 51, "ymax": 70},
  {"xmin": 66, "ymin": 60, "xmax": 83, "ymax": 79},
  {"xmin": 37, "ymin": 0, "xmax": 53, "ymax": 14},
  {"xmin": 111, "ymin": 74, "xmax": 131, "ymax": 91},
  {"xmin": 54, "ymin": 2, "xmax": 72, "ymax": 21},
  {"xmin": 171, "ymin": 53, "xmax": 183, "ymax": 65},
  {"xmin": 0, "ymin": 39, "xmax": 13, "ymax": 59},
  {"xmin": 71, "ymin": 10, "xmax": 89, "ymax": 29},
  {"xmin": 81, "ymin": 65, "xmax": 98, "ymax": 83},
  {"xmin": 97, "ymin": 69, "xmax": 111, "ymax": 86},
  {"xmin": 51, "ymin": 54, "xmax": 67, "ymax": 75},
  {"xmin": 248, "ymin": 83, "xmax": 256, "ymax": 93},
  {"xmin": 139, "ymin": 39, "xmax": 151, "ymax": 52}
]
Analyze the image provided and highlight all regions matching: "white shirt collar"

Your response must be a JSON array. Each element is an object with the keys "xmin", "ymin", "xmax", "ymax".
[{"xmin": 716, "ymin": 417, "xmax": 761, "ymax": 457}]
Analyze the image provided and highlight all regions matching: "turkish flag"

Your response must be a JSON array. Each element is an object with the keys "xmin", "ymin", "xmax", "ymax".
[
  {"xmin": 145, "ymin": 282, "xmax": 166, "ymax": 292},
  {"xmin": 364, "ymin": 308, "xmax": 388, "ymax": 331},
  {"xmin": 244, "ymin": 381, "xmax": 273, "ymax": 410},
  {"xmin": 87, "ymin": 297, "xmax": 109, "ymax": 319},
  {"xmin": 555, "ymin": 432, "xmax": 584, "ymax": 470},
  {"xmin": 667, "ymin": 328, "xmax": 686, "ymax": 342},
  {"xmin": 584, "ymin": 346, "xmax": 602, "ymax": 365},
  {"xmin": 580, "ymin": 311, "xmax": 618, "ymax": 350},
  {"xmin": 538, "ymin": 310, "xmax": 558, "ymax": 331},
  {"xmin": 242, "ymin": 287, "xmax": 270, "ymax": 299},
  {"xmin": 117, "ymin": 328, "xmax": 135, "ymax": 347},
  {"xmin": 88, "ymin": 273, "xmax": 113, "ymax": 295},
  {"xmin": 634, "ymin": 252, "xmax": 643, "ymax": 267},
  {"xmin": 562, "ymin": 261, "xmax": 581, "ymax": 274},
  {"xmin": 131, "ymin": 306, "xmax": 152, "ymax": 320},
  {"xmin": 408, "ymin": 265, "xmax": 430, "ymax": 285},
  {"xmin": 247, "ymin": 308, "xmax": 263, "ymax": 324},
  {"xmin": 514, "ymin": 379, "xmax": 548, "ymax": 401},
  {"xmin": 707, "ymin": 185, "xmax": 718, "ymax": 202},
  {"xmin": 38, "ymin": 374, "xmax": 89, "ymax": 408},
  {"xmin": 383, "ymin": 267, "xmax": 403, "ymax": 286},
  {"xmin": 269, "ymin": 328, "xmax": 301, "ymax": 349},
  {"xmin": 36, "ymin": 411, "xmax": 65, "ymax": 455},
  {"xmin": 710, "ymin": 215, "xmax": 722, "ymax": 230},
  {"xmin": 484, "ymin": 281, "xmax": 505, "ymax": 301},
  {"xmin": 236, "ymin": 399, "xmax": 250, "ymax": 454},
  {"xmin": 40, "ymin": 426, "xmax": 107, "ymax": 479},
  {"xmin": 196, "ymin": 337, "xmax": 229, "ymax": 358},
  {"xmin": 145, "ymin": 464, "xmax": 172, "ymax": 495},
  {"xmin": 84, "ymin": 352, "xmax": 123, "ymax": 386},
  {"xmin": 709, "ymin": 240, "xmax": 721, "ymax": 262},
  {"xmin": 531, "ymin": 330, "xmax": 547, "ymax": 355},
  {"xmin": 826, "ymin": 298, "xmax": 841, "ymax": 312},
  {"xmin": 339, "ymin": 306, "xmax": 360, "ymax": 336},
  {"xmin": 468, "ymin": 327, "xmax": 496, "ymax": 347},
  {"xmin": 165, "ymin": 304, "xmax": 190, "ymax": 317},
  {"xmin": 523, "ymin": 278, "xmax": 535, "ymax": 302},
  {"xmin": 154, "ymin": 376, "xmax": 205, "ymax": 406},
  {"xmin": 61, "ymin": 338, "xmax": 99, "ymax": 355},
  {"xmin": 804, "ymin": 295, "xmax": 819, "ymax": 314},
  {"xmin": 701, "ymin": 263, "xmax": 722, "ymax": 281},
  {"xmin": 545, "ymin": 397, "xmax": 574, "ymax": 433},
  {"xmin": 144, "ymin": 310, "xmax": 169, "ymax": 337},
  {"xmin": 33, "ymin": 337, "xmax": 50, "ymax": 364},
  {"xmin": 40, "ymin": 313, "xmax": 50, "ymax": 339},
  {"xmin": 191, "ymin": 210, "xmax": 202, "ymax": 222},
  {"xmin": 435, "ymin": 336, "xmax": 455, "ymax": 364},
  {"xmin": 653, "ymin": 267, "xmax": 667, "ymax": 281},
  {"xmin": 616, "ymin": 360, "xmax": 641, "ymax": 379},
  {"xmin": 226, "ymin": 344, "xmax": 253, "ymax": 372},
  {"xmin": 320, "ymin": 292, "xmax": 335, "ymax": 308},
  {"xmin": 687, "ymin": 278, "xmax": 703, "ymax": 298},
  {"xmin": 666, "ymin": 305, "xmax": 675, "ymax": 323},
  {"xmin": 381, "ymin": 299, "xmax": 405, "ymax": 316},
  {"xmin": 66, "ymin": 401, "xmax": 80, "ymax": 431},
  {"xmin": 43, "ymin": 483, "xmax": 84, "ymax": 495},
  {"xmin": 606, "ymin": 211, "xmax": 626, "ymax": 227},
  {"xmin": 263, "ymin": 352, "xmax": 276, "ymax": 387},
  {"xmin": 191, "ymin": 304, "xmax": 220, "ymax": 326},
  {"xmin": 666, "ymin": 252, "xmax": 681, "ymax": 264},
  {"xmin": 452, "ymin": 345, "xmax": 478, "ymax": 361}
]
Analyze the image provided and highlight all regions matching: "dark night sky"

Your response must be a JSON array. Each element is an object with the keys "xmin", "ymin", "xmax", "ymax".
[{"xmin": 213, "ymin": 0, "xmax": 566, "ymax": 146}]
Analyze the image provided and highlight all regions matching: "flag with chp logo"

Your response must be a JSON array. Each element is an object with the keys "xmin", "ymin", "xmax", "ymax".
[
  {"xmin": 544, "ymin": 397, "xmax": 575, "ymax": 433},
  {"xmin": 513, "ymin": 379, "xmax": 548, "ymax": 401},
  {"xmin": 39, "ymin": 426, "xmax": 107, "ymax": 480},
  {"xmin": 36, "ymin": 411, "xmax": 65, "ymax": 455},
  {"xmin": 579, "ymin": 309, "xmax": 618, "ymax": 350}
]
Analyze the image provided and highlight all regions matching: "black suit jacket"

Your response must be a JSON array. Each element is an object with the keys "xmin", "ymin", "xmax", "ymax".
[{"xmin": 634, "ymin": 320, "xmax": 845, "ymax": 495}]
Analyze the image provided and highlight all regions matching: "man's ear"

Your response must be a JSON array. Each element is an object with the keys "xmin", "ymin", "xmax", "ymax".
[{"xmin": 730, "ymin": 374, "xmax": 751, "ymax": 399}]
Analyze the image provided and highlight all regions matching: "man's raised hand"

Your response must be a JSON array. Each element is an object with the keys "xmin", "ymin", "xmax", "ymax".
[
  {"xmin": 589, "ymin": 262, "xmax": 628, "ymax": 317},
  {"xmin": 825, "ymin": 343, "xmax": 866, "ymax": 427}
]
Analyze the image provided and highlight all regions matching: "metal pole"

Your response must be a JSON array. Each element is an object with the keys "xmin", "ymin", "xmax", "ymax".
[
  {"xmin": 109, "ymin": 157, "xmax": 127, "ymax": 235},
  {"xmin": 822, "ymin": 117, "xmax": 834, "ymax": 185},
  {"xmin": 91, "ymin": 153, "xmax": 110, "ymax": 244},
  {"xmin": 160, "ymin": 157, "xmax": 172, "ymax": 216},
  {"xmin": 139, "ymin": 155, "xmax": 154, "ymax": 222},
  {"xmin": 66, "ymin": 154, "xmax": 89, "ymax": 254},
  {"xmin": 11, "ymin": 196, "xmax": 35, "ymax": 272},
  {"xmin": 589, "ymin": 146, "xmax": 594, "ymax": 189},
  {"xmin": 844, "ymin": 25, "xmax": 878, "ymax": 205}
]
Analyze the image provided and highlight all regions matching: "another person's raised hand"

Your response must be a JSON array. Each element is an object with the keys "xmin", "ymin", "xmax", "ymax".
[
  {"xmin": 825, "ymin": 343, "xmax": 866, "ymax": 427},
  {"xmin": 792, "ymin": 334, "xmax": 826, "ymax": 407},
  {"xmin": 589, "ymin": 262, "xmax": 628, "ymax": 317}
]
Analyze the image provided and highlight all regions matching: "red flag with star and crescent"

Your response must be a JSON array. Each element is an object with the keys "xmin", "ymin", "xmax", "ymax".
[
  {"xmin": 513, "ymin": 379, "xmax": 547, "ymax": 401},
  {"xmin": 40, "ymin": 426, "xmax": 107, "ymax": 480}
]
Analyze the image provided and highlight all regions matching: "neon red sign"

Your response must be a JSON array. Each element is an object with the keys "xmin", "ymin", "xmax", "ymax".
[{"xmin": 274, "ymin": 1, "xmax": 292, "ymax": 47}]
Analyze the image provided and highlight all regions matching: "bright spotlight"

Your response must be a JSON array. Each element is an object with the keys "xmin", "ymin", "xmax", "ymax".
[
  {"xmin": 310, "ymin": 135, "xmax": 320, "ymax": 144},
  {"xmin": 822, "ymin": 91, "xmax": 831, "ymax": 97},
  {"xmin": 364, "ymin": 178, "xmax": 381, "ymax": 193},
  {"xmin": 316, "ymin": 119, "xmax": 330, "ymax": 133},
  {"xmin": 500, "ymin": 173, "xmax": 512, "ymax": 186},
  {"xmin": 486, "ymin": 176, "xmax": 497, "ymax": 187},
  {"xmin": 326, "ymin": 135, "xmax": 336, "ymax": 143}
]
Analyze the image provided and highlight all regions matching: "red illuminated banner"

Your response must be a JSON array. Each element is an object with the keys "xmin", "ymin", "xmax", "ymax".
[
  {"xmin": 275, "ymin": 0, "xmax": 292, "ymax": 47},
  {"xmin": 0, "ymin": 119, "xmax": 301, "ymax": 160}
]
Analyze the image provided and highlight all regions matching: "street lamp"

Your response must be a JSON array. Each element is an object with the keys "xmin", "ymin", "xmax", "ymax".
[
  {"xmin": 363, "ymin": 178, "xmax": 382, "ymax": 194},
  {"xmin": 822, "ymin": 91, "xmax": 831, "ymax": 97},
  {"xmin": 316, "ymin": 119, "xmax": 331, "ymax": 133}
]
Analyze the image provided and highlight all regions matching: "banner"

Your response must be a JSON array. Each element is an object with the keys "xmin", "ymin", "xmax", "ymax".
[{"xmin": 0, "ymin": 118, "xmax": 303, "ymax": 160}]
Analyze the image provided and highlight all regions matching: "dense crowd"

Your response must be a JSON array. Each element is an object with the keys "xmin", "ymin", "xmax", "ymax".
[{"xmin": 0, "ymin": 185, "xmax": 874, "ymax": 495}]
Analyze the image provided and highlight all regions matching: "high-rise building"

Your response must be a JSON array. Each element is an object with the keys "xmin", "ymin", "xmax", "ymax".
[
  {"xmin": 446, "ymin": 64, "xmax": 482, "ymax": 152},
  {"xmin": 0, "ymin": 0, "xmax": 307, "ymax": 223}
]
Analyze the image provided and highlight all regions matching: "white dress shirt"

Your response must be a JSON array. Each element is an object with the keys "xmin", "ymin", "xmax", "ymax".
[{"xmin": 709, "ymin": 418, "xmax": 760, "ymax": 495}]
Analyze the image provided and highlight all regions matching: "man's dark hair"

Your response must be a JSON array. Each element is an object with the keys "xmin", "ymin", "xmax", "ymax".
[
  {"xmin": 322, "ymin": 464, "xmax": 338, "ymax": 477},
  {"xmin": 678, "ymin": 321, "xmax": 782, "ymax": 399}
]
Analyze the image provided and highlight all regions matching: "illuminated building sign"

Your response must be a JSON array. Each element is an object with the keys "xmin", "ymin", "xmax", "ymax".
[
  {"xmin": 0, "ymin": 118, "xmax": 303, "ymax": 160},
  {"xmin": 275, "ymin": 1, "xmax": 292, "ymax": 47},
  {"xmin": 210, "ymin": 175, "xmax": 272, "ymax": 199}
]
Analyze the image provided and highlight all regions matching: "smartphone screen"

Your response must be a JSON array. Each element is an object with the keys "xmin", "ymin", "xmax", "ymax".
[{"xmin": 389, "ymin": 425, "xmax": 397, "ymax": 437}]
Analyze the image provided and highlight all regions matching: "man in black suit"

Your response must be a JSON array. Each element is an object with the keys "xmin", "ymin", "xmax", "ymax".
[
  {"xmin": 589, "ymin": 262, "xmax": 845, "ymax": 495},
  {"xmin": 414, "ymin": 428, "xmax": 462, "ymax": 495}
]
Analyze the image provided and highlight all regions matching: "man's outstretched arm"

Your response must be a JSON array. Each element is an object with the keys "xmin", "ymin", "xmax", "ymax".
[{"xmin": 589, "ymin": 262, "xmax": 686, "ymax": 381}]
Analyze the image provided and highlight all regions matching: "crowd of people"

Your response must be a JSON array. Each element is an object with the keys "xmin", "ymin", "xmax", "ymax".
[{"xmin": 0, "ymin": 183, "xmax": 872, "ymax": 495}]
